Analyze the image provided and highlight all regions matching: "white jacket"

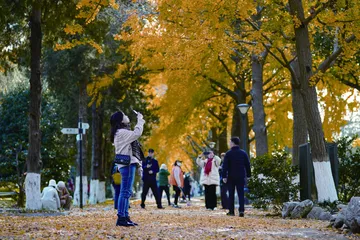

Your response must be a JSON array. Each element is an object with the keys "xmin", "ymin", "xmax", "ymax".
[
  {"xmin": 41, "ymin": 186, "xmax": 60, "ymax": 210},
  {"xmin": 114, "ymin": 116, "xmax": 145, "ymax": 168},
  {"xmin": 197, "ymin": 155, "xmax": 221, "ymax": 186}
]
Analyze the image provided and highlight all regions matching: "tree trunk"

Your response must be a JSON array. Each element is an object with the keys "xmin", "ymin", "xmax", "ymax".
[
  {"xmin": 290, "ymin": 59, "xmax": 308, "ymax": 166},
  {"xmin": 218, "ymin": 125, "xmax": 228, "ymax": 155},
  {"xmin": 25, "ymin": 3, "xmax": 42, "ymax": 210},
  {"xmin": 89, "ymin": 102, "xmax": 105, "ymax": 204},
  {"xmin": 288, "ymin": 0, "xmax": 338, "ymax": 202},
  {"xmin": 251, "ymin": 52, "xmax": 268, "ymax": 156},
  {"xmin": 74, "ymin": 79, "xmax": 88, "ymax": 206}
]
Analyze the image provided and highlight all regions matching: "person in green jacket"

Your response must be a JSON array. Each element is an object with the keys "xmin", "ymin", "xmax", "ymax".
[{"xmin": 158, "ymin": 164, "xmax": 171, "ymax": 206}]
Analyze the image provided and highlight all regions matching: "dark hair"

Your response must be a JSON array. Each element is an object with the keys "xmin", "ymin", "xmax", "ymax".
[
  {"xmin": 231, "ymin": 137, "xmax": 240, "ymax": 145},
  {"xmin": 148, "ymin": 148, "xmax": 155, "ymax": 153},
  {"xmin": 174, "ymin": 160, "xmax": 182, "ymax": 166},
  {"xmin": 110, "ymin": 111, "xmax": 127, "ymax": 143}
]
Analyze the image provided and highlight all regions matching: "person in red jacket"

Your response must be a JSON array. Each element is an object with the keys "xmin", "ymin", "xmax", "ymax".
[{"xmin": 169, "ymin": 160, "xmax": 184, "ymax": 208}]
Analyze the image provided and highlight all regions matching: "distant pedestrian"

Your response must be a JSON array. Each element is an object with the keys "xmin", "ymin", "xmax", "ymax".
[
  {"xmin": 141, "ymin": 149, "xmax": 163, "ymax": 209},
  {"xmin": 183, "ymin": 172, "xmax": 192, "ymax": 202},
  {"xmin": 169, "ymin": 160, "xmax": 184, "ymax": 208},
  {"xmin": 57, "ymin": 181, "xmax": 72, "ymax": 210},
  {"xmin": 158, "ymin": 164, "xmax": 171, "ymax": 206},
  {"xmin": 111, "ymin": 110, "xmax": 145, "ymax": 227},
  {"xmin": 222, "ymin": 137, "xmax": 251, "ymax": 217},
  {"xmin": 219, "ymin": 152, "xmax": 229, "ymax": 209},
  {"xmin": 196, "ymin": 151, "xmax": 221, "ymax": 210},
  {"xmin": 41, "ymin": 179, "xmax": 60, "ymax": 211}
]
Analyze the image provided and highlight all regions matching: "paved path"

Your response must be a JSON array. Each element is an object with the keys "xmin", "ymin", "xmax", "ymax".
[{"xmin": 0, "ymin": 198, "xmax": 355, "ymax": 239}]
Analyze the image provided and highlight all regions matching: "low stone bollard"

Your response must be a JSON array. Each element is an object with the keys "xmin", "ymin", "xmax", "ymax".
[
  {"xmin": 282, "ymin": 200, "xmax": 314, "ymax": 219},
  {"xmin": 344, "ymin": 197, "xmax": 360, "ymax": 233}
]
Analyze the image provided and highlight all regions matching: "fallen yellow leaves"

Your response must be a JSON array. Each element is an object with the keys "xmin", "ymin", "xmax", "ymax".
[{"xmin": 0, "ymin": 199, "xmax": 353, "ymax": 239}]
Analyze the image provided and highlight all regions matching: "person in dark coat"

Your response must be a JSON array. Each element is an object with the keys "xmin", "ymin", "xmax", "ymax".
[
  {"xmin": 222, "ymin": 137, "xmax": 251, "ymax": 217},
  {"xmin": 140, "ymin": 149, "xmax": 163, "ymax": 209},
  {"xmin": 183, "ymin": 172, "xmax": 192, "ymax": 202},
  {"xmin": 219, "ymin": 152, "xmax": 229, "ymax": 209}
]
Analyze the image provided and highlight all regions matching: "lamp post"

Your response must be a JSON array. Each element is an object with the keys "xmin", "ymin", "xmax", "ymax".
[{"xmin": 237, "ymin": 103, "xmax": 250, "ymax": 154}]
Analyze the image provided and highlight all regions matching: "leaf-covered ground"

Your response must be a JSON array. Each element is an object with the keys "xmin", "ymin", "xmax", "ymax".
[{"xmin": 0, "ymin": 198, "xmax": 356, "ymax": 239}]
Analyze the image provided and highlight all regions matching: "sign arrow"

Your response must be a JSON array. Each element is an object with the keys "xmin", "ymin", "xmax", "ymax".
[
  {"xmin": 82, "ymin": 123, "xmax": 90, "ymax": 129},
  {"xmin": 61, "ymin": 128, "xmax": 79, "ymax": 134}
]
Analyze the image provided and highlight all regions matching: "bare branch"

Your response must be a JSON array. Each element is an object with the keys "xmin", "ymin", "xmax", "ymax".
[
  {"xmin": 218, "ymin": 56, "xmax": 237, "ymax": 83},
  {"xmin": 205, "ymin": 75, "xmax": 238, "ymax": 100},
  {"xmin": 317, "ymin": 35, "xmax": 356, "ymax": 73}
]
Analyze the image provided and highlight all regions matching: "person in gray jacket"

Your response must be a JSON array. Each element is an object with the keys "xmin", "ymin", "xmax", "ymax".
[
  {"xmin": 110, "ymin": 110, "xmax": 145, "ymax": 227},
  {"xmin": 41, "ymin": 179, "xmax": 60, "ymax": 211}
]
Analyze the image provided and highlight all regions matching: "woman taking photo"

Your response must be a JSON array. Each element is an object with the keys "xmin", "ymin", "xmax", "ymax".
[
  {"xmin": 110, "ymin": 110, "xmax": 145, "ymax": 227},
  {"xmin": 196, "ymin": 151, "xmax": 221, "ymax": 210}
]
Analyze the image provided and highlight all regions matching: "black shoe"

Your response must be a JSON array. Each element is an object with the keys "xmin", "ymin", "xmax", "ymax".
[
  {"xmin": 157, "ymin": 206, "xmax": 165, "ymax": 209},
  {"xmin": 239, "ymin": 212, "xmax": 244, "ymax": 217},
  {"xmin": 226, "ymin": 212, "xmax": 235, "ymax": 216},
  {"xmin": 126, "ymin": 217, "xmax": 138, "ymax": 226},
  {"xmin": 140, "ymin": 203, "xmax": 145, "ymax": 209},
  {"xmin": 116, "ymin": 217, "xmax": 135, "ymax": 227}
]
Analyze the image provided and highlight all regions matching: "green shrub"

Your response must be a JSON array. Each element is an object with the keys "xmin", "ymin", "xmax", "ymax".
[
  {"xmin": 337, "ymin": 135, "xmax": 360, "ymax": 202},
  {"xmin": 247, "ymin": 151, "xmax": 300, "ymax": 213}
]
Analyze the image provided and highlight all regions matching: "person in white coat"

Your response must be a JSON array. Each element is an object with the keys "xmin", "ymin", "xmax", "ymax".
[
  {"xmin": 41, "ymin": 179, "xmax": 60, "ymax": 211},
  {"xmin": 196, "ymin": 151, "xmax": 221, "ymax": 210}
]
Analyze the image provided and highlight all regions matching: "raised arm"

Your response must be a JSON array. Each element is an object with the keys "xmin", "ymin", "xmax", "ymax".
[{"xmin": 196, "ymin": 156, "xmax": 205, "ymax": 168}]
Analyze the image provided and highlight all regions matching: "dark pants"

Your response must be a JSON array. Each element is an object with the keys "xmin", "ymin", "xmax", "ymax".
[
  {"xmin": 141, "ymin": 180, "xmax": 162, "ymax": 207},
  {"xmin": 183, "ymin": 186, "xmax": 191, "ymax": 201},
  {"xmin": 159, "ymin": 185, "xmax": 171, "ymax": 205},
  {"xmin": 173, "ymin": 186, "xmax": 181, "ymax": 205},
  {"xmin": 204, "ymin": 184, "xmax": 217, "ymax": 210},
  {"xmin": 228, "ymin": 178, "xmax": 245, "ymax": 214},
  {"xmin": 220, "ymin": 183, "xmax": 229, "ymax": 209},
  {"xmin": 113, "ymin": 183, "xmax": 121, "ymax": 209}
]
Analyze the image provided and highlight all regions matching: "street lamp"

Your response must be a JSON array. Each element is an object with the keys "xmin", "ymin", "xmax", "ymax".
[{"xmin": 237, "ymin": 103, "xmax": 250, "ymax": 154}]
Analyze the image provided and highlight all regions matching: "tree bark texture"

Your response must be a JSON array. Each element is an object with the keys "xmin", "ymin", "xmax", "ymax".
[
  {"xmin": 290, "ymin": 59, "xmax": 308, "ymax": 165},
  {"xmin": 25, "ymin": 2, "xmax": 42, "ymax": 210},
  {"xmin": 251, "ymin": 52, "xmax": 268, "ymax": 156},
  {"xmin": 77, "ymin": 79, "xmax": 88, "ymax": 176},
  {"xmin": 288, "ymin": 0, "xmax": 338, "ymax": 202},
  {"xmin": 91, "ymin": 102, "xmax": 104, "ymax": 180},
  {"xmin": 27, "ymin": 3, "xmax": 42, "ymax": 174},
  {"xmin": 218, "ymin": 125, "xmax": 228, "ymax": 155}
]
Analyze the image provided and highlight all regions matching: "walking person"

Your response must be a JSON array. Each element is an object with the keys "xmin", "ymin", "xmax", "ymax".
[
  {"xmin": 183, "ymin": 172, "xmax": 192, "ymax": 202},
  {"xmin": 169, "ymin": 160, "xmax": 184, "ymax": 208},
  {"xmin": 222, "ymin": 137, "xmax": 251, "ymax": 217},
  {"xmin": 111, "ymin": 110, "xmax": 145, "ymax": 227},
  {"xmin": 158, "ymin": 164, "xmax": 171, "ymax": 206},
  {"xmin": 196, "ymin": 151, "xmax": 221, "ymax": 210},
  {"xmin": 219, "ymin": 152, "xmax": 229, "ymax": 209},
  {"xmin": 141, "ymin": 149, "xmax": 163, "ymax": 209}
]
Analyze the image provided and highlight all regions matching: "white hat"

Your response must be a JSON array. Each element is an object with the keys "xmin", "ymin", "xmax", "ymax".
[
  {"xmin": 57, "ymin": 181, "xmax": 65, "ymax": 190},
  {"xmin": 48, "ymin": 179, "xmax": 57, "ymax": 189},
  {"xmin": 160, "ymin": 164, "xmax": 167, "ymax": 170}
]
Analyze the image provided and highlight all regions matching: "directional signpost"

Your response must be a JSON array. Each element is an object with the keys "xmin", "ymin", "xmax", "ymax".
[{"xmin": 61, "ymin": 118, "xmax": 89, "ymax": 209}]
